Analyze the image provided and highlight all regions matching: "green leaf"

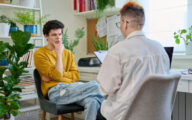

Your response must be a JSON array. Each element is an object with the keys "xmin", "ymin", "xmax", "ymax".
[
  {"xmin": 181, "ymin": 29, "xmax": 187, "ymax": 34},
  {"xmin": 97, "ymin": 0, "xmax": 115, "ymax": 11},
  {"xmin": 175, "ymin": 39, "xmax": 180, "ymax": 44},
  {"xmin": 186, "ymin": 35, "xmax": 191, "ymax": 40},
  {"xmin": 75, "ymin": 27, "xmax": 84, "ymax": 39},
  {"xmin": 174, "ymin": 35, "xmax": 179, "ymax": 39},
  {"xmin": 12, "ymin": 88, "xmax": 22, "ymax": 92},
  {"xmin": 10, "ymin": 30, "xmax": 34, "ymax": 58}
]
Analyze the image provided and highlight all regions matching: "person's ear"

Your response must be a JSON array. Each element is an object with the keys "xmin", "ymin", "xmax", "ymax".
[
  {"xmin": 45, "ymin": 34, "xmax": 48, "ymax": 40},
  {"xmin": 125, "ymin": 20, "xmax": 129, "ymax": 31}
]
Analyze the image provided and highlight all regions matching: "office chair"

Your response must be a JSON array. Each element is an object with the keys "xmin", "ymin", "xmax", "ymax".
[
  {"xmin": 33, "ymin": 69, "xmax": 84, "ymax": 120},
  {"xmin": 124, "ymin": 73, "xmax": 181, "ymax": 120}
]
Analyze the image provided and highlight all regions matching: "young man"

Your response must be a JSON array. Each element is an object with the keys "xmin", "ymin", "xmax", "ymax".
[
  {"xmin": 34, "ymin": 20, "xmax": 103, "ymax": 120},
  {"xmin": 96, "ymin": 2, "xmax": 170, "ymax": 120}
]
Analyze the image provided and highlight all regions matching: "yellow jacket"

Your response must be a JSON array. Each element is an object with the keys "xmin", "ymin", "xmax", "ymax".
[{"xmin": 34, "ymin": 46, "xmax": 79, "ymax": 96}]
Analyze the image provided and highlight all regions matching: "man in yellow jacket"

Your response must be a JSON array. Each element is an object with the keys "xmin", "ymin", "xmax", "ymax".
[{"xmin": 34, "ymin": 20, "xmax": 103, "ymax": 120}]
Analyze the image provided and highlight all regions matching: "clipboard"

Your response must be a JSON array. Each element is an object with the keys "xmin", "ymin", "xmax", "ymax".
[{"xmin": 93, "ymin": 51, "xmax": 108, "ymax": 63}]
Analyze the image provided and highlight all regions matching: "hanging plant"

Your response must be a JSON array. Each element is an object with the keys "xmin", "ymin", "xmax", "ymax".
[{"xmin": 97, "ymin": 0, "xmax": 115, "ymax": 12}]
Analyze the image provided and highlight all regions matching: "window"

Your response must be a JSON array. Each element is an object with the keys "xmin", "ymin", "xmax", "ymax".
[{"xmin": 141, "ymin": 0, "xmax": 191, "ymax": 52}]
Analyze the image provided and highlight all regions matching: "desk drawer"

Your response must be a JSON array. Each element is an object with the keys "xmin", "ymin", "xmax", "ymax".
[{"xmin": 177, "ymin": 80, "xmax": 189, "ymax": 93}]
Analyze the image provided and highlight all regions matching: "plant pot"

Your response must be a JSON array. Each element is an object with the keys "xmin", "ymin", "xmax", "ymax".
[
  {"xmin": 0, "ymin": 23, "xmax": 10, "ymax": 37},
  {"xmin": 0, "ymin": 113, "xmax": 10, "ymax": 120},
  {"xmin": 0, "ymin": 0, "xmax": 9, "ymax": 4},
  {"xmin": 24, "ymin": 25, "xmax": 37, "ymax": 37},
  {"xmin": 9, "ymin": 26, "xmax": 19, "ymax": 36},
  {"xmin": 185, "ymin": 42, "xmax": 192, "ymax": 55},
  {"xmin": 0, "ymin": 58, "xmax": 8, "ymax": 66},
  {"xmin": 19, "ymin": 0, "xmax": 35, "ymax": 8}
]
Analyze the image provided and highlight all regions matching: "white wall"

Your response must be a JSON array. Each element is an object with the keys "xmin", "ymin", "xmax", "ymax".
[{"xmin": 41, "ymin": 0, "xmax": 91, "ymax": 63}]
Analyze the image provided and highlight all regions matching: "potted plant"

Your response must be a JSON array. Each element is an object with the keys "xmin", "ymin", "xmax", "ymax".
[
  {"xmin": 0, "ymin": 30, "xmax": 34, "ymax": 120},
  {"xmin": 97, "ymin": 0, "xmax": 115, "ymax": 11},
  {"xmin": 90, "ymin": 35, "xmax": 108, "ymax": 51},
  {"xmin": 62, "ymin": 27, "xmax": 85, "ymax": 53},
  {"xmin": 9, "ymin": 20, "xmax": 19, "ymax": 36},
  {"xmin": 174, "ymin": 25, "xmax": 192, "ymax": 55},
  {"xmin": 19, "ymin": 0, "xmax": 35, "ymax": 8},
  {"xmin": 0, "ymin": 15, "xmax": 10, "ymax": 37},
  {"xmin": 14, "ymin": 11, "xmax": 48, "ymax": 37}
]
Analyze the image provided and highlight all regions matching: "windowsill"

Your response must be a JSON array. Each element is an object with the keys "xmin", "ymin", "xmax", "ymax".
[{"xmin": 173, "ymin": 52, "xmax": 192, "ymax": 60}]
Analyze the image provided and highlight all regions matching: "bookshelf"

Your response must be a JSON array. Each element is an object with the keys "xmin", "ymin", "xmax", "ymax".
[
  {"xmin": 74, "ymin": 7, "xmax": 120, "ymax": 18},
  {"xmin": 0, "ymin": 3, "xmax": 40, "ymax": 11},
  {"xmin": 72, "ymin": 0, "xmax": 130, "ymax": 18}
]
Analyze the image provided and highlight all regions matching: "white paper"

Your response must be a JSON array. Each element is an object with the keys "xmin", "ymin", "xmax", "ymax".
[
  {"xmin": 107, "ymin": 15, "xmax": 124, "ymax": 47},
  {"xmin": 96, "ymin": 16, "xmax": 107, "ymax": 37},
  {"xmin": 94, "ymin": 51, "xmax": 108, "ymax": 63}
]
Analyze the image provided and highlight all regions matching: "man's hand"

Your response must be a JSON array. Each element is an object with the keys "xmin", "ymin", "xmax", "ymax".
[
  {"xmin": 53, "ymin": 41, "xmax": 64, "ymax": 76},
  {"xmin": 42, "ymin": 75, "xmax": 52, "ymax": 82},
  {"xmin": 53, "ymin": 42, "xmax": 64, "ymax": 55}
]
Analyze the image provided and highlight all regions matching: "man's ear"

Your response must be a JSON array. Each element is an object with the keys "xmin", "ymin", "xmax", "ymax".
[
  {"xmin": 44, "ymin": 34, "xmax": 49, "ymax": 40},
  {"xmin": 125, "ymin": 20, "xmax": 129, "ymax": 31}
]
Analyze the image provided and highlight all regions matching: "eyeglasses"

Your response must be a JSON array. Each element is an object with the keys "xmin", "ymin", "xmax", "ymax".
[{"xmin": 116, "ymin": 22, "xmax": 120, "ymax": 28}]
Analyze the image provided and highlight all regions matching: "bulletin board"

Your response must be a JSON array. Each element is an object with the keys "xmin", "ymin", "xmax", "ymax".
[{"xmin": 87, "ymin": 18, "xmax": 106, "ymax": 54}]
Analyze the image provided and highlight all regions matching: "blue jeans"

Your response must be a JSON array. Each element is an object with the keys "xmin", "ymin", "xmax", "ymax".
[{"xmin": 48, "ymin": 81, "xmax": 104, "ymax": 120}]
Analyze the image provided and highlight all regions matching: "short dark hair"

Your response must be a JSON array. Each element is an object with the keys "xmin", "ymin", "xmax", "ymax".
[
  {"xmin": 120, "ymin": 1, "xmax": 145, "ymax": 26},
  {"xmin": 43, "ymin": 20, "xmax": 64, "ymax": 35}
]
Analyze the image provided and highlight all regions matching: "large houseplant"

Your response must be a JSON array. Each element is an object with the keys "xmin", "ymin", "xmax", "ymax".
[
  {"xmin": 14, "ymin": 11, "xmax": 48, "ymax": 36},
  {"xmin": 62, "ymin": 27, "xmax": 84, "ymax": 53},
  {"xmin": 0, "ymin": 30, "xmax": 34, "ymax": 119},
  {"xmin": 174, "ymin": 25, "xmax": 192, "ymax": 54}
]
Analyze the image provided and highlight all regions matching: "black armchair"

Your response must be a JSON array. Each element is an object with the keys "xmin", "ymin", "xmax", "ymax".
[{"xmin": 33, "ymin": 69, "xmax": 84, "ymax": 120}]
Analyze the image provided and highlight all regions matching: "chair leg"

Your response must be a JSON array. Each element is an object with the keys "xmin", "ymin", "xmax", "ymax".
[
  {"xmin": 58, "ymin": 115, "xmax": 62, "ymax": 120},
  {"xmin": 71, "ymin": 113, "xmax": 75, "ymax": 120},
  {"xmin": 42, "ymin": 111, "xmax": 46, "ymax": 120}
]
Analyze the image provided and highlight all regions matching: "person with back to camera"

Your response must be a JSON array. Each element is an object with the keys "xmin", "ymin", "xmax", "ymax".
[
  {"xmin": 96, "ymin": 1, "xmax": 170, "ymax": 120},
  {"xmin": 34, "ymin": 20, "xmax": 104, "ymax": 120}
]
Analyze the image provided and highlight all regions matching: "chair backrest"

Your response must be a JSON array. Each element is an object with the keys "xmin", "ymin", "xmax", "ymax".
[
  {"xmin": 125, "ymin": 74, "xmax": 181, "ymax": 120},
  {"xmin": 33, "ymin": 69, "xmax": 45, "ymax": 99},
  {"xmin": 164, "ymin": 47, "xmax": 174, "ymax": 68}
]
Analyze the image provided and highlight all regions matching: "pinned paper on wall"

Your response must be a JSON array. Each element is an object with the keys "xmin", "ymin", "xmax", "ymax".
[
  {"xmin": 107, "ymin": 15, "xmax": 124, "ymax": 47},
  {"xmin": 96, "ymin": 16, "xmax": 107, "ymax": 37}
]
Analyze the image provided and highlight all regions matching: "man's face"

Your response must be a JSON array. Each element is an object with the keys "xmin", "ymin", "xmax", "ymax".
[{"xmin": 45, "ymin": 29, "xmax": 63, "ymax": 46}]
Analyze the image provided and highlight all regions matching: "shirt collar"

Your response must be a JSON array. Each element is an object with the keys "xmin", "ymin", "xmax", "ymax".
[{"xmin": 125, "ymin": 30, "xmax": 145, "ymax": 40}]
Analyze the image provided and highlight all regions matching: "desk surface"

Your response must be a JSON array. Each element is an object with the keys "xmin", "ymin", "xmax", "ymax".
[{"xmin": 78, "ymin": 67, "xmax": 192, "ymax": 93}]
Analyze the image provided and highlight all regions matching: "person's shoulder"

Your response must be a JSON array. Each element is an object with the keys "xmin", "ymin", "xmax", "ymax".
[
  {"xmin": 34, "ymin": 46, "xmax": 47, "ymax": 56},
  {"xmin": 108, "ymin": 41, "xmax": 123, "ymax": 56},
  {"xmin": 63, "ymin": 49, "xmax": 73, "ymax": 56},
  {"xmin": 147, "ymin": 38, "xmax": 162, "ymax": 46}
]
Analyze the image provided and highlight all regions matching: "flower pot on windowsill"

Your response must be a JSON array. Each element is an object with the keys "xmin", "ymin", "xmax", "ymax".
[
  {"xmin": 19, "ymin": 0, "xmax": 35, "ymax": 8},
  {"xmin": 24, "ymin": 25, "xmax": 37, "ymax": 37},
  {"xmin": 0, "ymin": 0, "xmax": 9, "ymax": 4},
  {"xmin": 0, "ymin": 23, "xmax": 10, "ymax": 37},
  {"xmin": 185, "ymin": 42, "xmax": 192, "ymax": 55}
]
